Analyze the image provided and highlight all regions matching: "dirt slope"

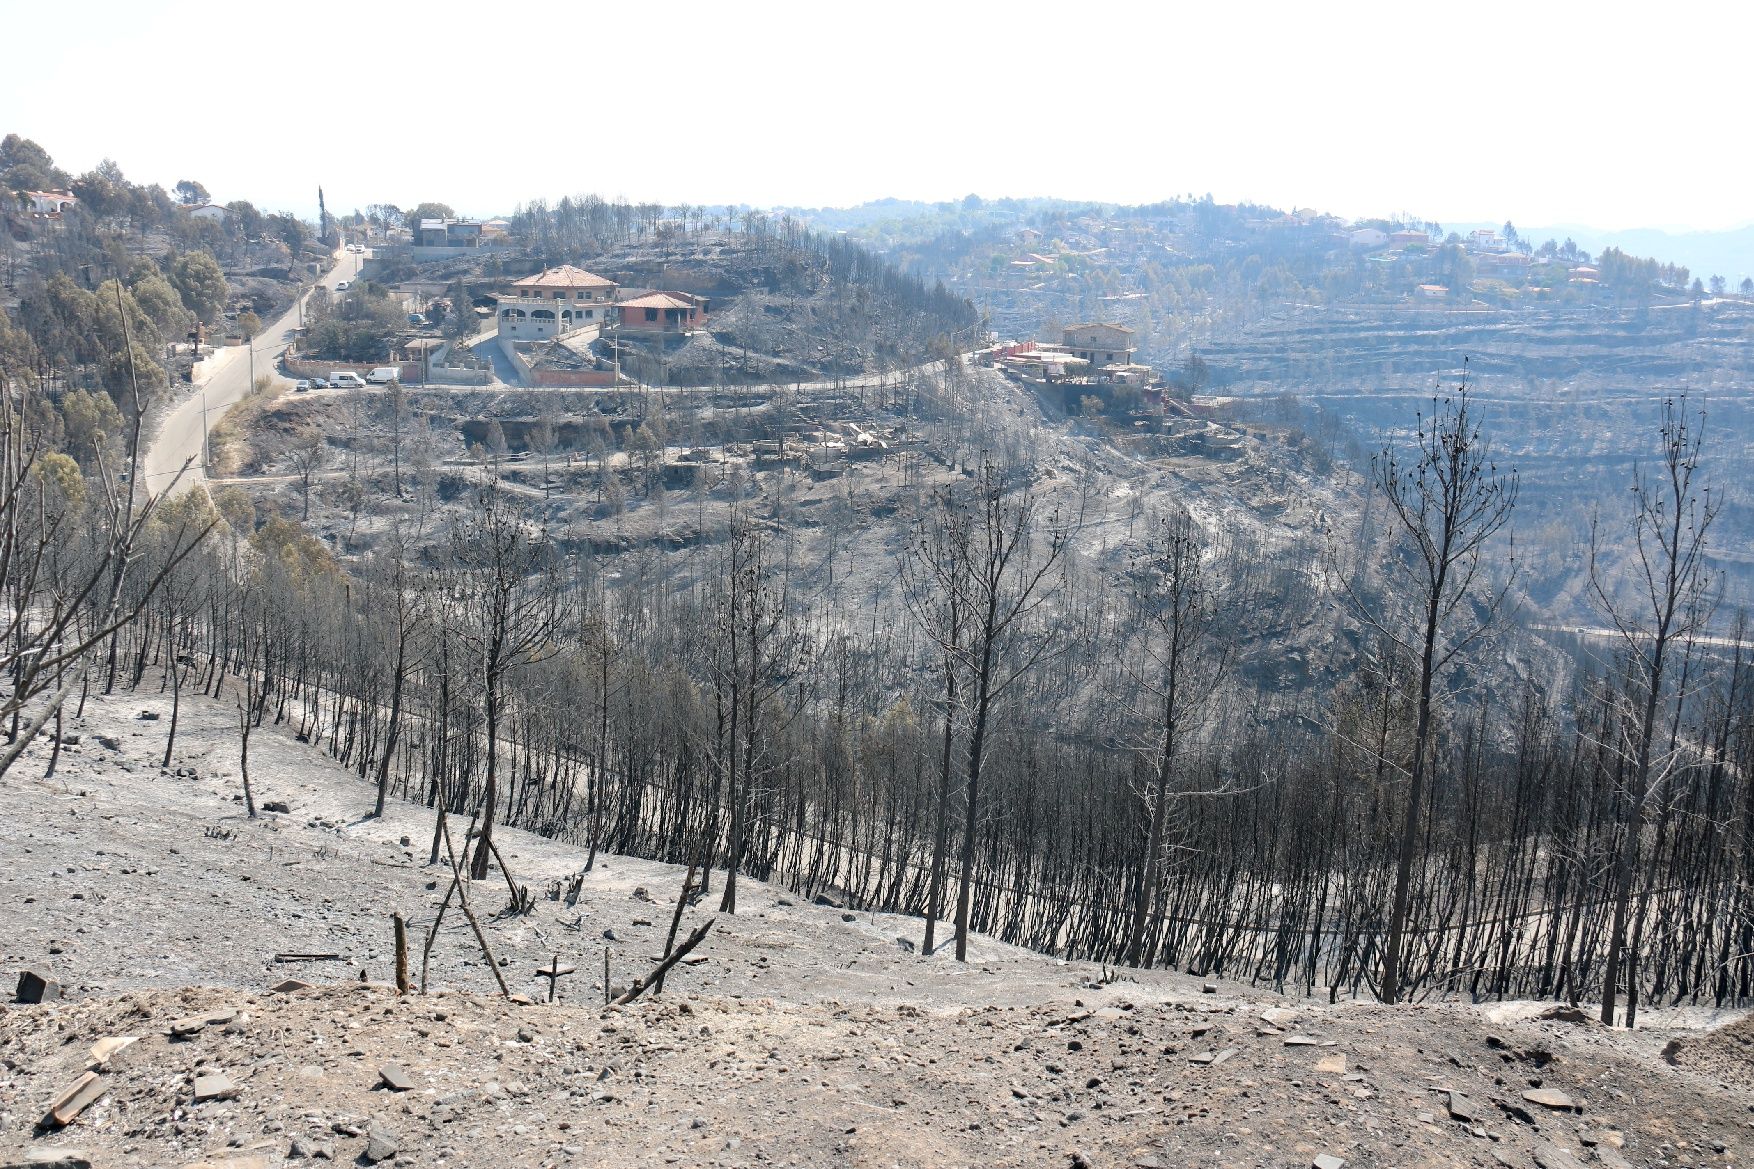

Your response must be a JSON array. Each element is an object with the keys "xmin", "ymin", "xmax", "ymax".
[{"xmin": 1, "ymin": 685, "xmax": 1749, "ymax": 1169}]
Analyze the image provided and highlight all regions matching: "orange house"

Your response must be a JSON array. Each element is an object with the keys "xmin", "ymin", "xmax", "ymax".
[{"xmin": 616, "ymin": 292, "xmax": 708, "ymax": 334}]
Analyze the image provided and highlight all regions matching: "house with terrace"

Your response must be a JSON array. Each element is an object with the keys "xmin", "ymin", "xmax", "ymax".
[{"xmin": 497, "ymin": 265, "xmax": 620, "ymax": 341}]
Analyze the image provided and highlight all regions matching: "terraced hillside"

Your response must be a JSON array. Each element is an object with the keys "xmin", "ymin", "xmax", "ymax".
[{"xmin": 1198, "ymin": 299, "xmax": 1754, "ymax": 621}]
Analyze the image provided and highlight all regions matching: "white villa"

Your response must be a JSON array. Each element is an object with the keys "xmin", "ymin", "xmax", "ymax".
[{"xmin": 497, "ymin": 266, "xmax": 619, "ymax": 341}]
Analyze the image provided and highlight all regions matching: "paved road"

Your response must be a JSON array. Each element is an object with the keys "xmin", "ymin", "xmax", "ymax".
[{"xmin": 142, "ymin": 248, "xmax": 365, "ymax": 497}]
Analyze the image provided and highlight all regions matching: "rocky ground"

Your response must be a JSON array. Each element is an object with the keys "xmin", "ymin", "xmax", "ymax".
[{"xmin": 2, "ymin": 685, "xmax": 1750, "ymax": 1169}]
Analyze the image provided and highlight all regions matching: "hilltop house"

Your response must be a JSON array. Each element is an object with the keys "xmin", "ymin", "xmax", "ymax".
[
  {"xmin": 1468, "ymin": 228, "xmax": 1504, "ymax": 252},
  {"xmin": 1063, "ymin": 322, "xmax": 1135, "ymax": 369},
  {"xmin": 497, "ymin": 265, "xmax": 619, "ymax": 340},
  {"xmin": 23, "ymin": 190, "xmax": 76, "ymax": 216},
  {"xmin": 418, "ymin": 218, "xmax": 483, "ymax": 248},
  {"xmin": 187, "ymin": 203, "xmax": 228, "ymax": 222}
]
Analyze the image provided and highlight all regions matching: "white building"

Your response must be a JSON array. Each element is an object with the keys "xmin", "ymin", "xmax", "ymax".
[
  {"xmin": 497, "ymin": 265, "xmax": 619, "ymax": 341},
  {"xmin": 24, "ymin": 190, "xmax": 76, "ymax": 216}
]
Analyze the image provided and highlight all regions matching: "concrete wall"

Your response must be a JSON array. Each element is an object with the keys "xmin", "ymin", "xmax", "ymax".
[
  {"xmin": 498, "ymin": 337, "xmax": 534, "ymax": 383},
  {"xmin": 381, "ymin": 243, "xmax": 513, "ymax": 263},
  {"xmin": 532, "ymin": 369, "xmax": 620, "ymax": 388},
  {"xmin": 418, "ymin": 365, "xmax": 492, "ymax": 386},
  {"xmin": 497, "ymin": 336, "xmax": 619, "ymax": 387},
  {"xmin": 282, "ymin": 353, "xmax": 420, "ymax": 381}
]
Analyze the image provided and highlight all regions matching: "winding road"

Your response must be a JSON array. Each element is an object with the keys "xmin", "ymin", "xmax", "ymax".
[{"xmin": 142, "ymin": 248, "xmax": 363, "ymax": 497}]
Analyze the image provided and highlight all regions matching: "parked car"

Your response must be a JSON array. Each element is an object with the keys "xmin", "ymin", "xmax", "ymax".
[
  {"xmin": 366, "ymin": 366, "xmax": 402, "ymax": 385},
  {"xmin": 335, "ymin": 280, "xmax": 351, "ymax": 291},
  {"xmin": 309, "ymin": 377, "xmax": 330, "ymax": 389},
  {"xmin": 329, "ymin": 371, "xmax": 366, "ymax": 389},
  {"xmin": 292, "ymin": 379, "xmax": 312, "ymax": 392}
]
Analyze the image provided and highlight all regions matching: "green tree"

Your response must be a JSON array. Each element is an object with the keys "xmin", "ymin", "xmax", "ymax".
[
  {"xmin": 94, "ymin": 279, "xmax": 163, "ymax": 354},
  {"xmin": 406, "ymin": 202, "xmax": 455, "ymax": 226},
  {"xmin": 72, "ymin": 161, "xmax": 127, "ymax": 217},
  {"xmin": 0, "ymin": 133, "xmax": 66, "ymax": 192},
  {"xmin": 130, "ymin": 271, "xmax": 192, "ymax": 340},
  {"xmin": 31, "ymin": 451, "xmax": 85, "ymax": 514},
  {"xmin": 225, "ymin": 200, "xmax": 265, "ymax": 239},
  {"xmin": 170, "ymin": 251, "xmax": 229, "ymax": 324},
  {"xmin": 174, "ymin": 179, "xmax": 210, "ymax": 206},
  {"xmin": 60, "ymin": 388, "xmax": 124, "ymax": 468},
  {"xmin": 102, "ymin": 340, "xmax": 168, "ymax": 407}
]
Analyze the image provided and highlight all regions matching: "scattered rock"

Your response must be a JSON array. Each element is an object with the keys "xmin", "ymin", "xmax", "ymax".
[
  {"xmin": 270, "ymin": 978, "xmax": 313, "ymax": 993},
  {"xmin": 15, "ymin": 969, "xmax": 62, "ymax": 1004},
  {"xmin": 361, "ymin": 1120, "xmax": 399, "ymax": 1164},
  {"xmin": 1522, "ymin": 1087, "xmax": 1580, "ymax": 1113},
  {"xmin": 1314, "ymin": 1053, "xmax": 1346, "ymax": 1075},
  {"xmin": 1313, "ymin": 1155, "xmax": 1346, "ymax": 1169},
  {"xmin": 262, "ymin": 800, "xmax": 291, "ymax": 814},
  {"xmin": 378, "ymin": 1064, "xmax": 415, "ymax": 1092},
  {"xmin": 192, "ymin": 1072, "xmax": 237, "ymax": 1102},
  {"xmin": 1283, "ymin": 1035, "xmax": 1319, "ymax": 1046},
  {"xmin": 137, "ymin": 710, "xmax": 160, "ymax": 721},
  {"xmin": 1448, "ymin": 1091, "xmax": 1481, "ymax": 1123},
  {"xmin": 1536, "ymin": 1004, "xmax": 1593, "ymax": 1024},
  {"xmin": 841, "ymin": 912, "xmax": 858, "ymax": 922},
  {"xmin": 1, "ymin": 1150, "xmax": 94, "ymax": 1168},
  {"xmin": 41, "ymin": 1071, "xmax": 108, "ymax": 1128},
  {"xmin": 1532, "ymin": 1143, "xmax": 1586, "ymax": 1169},
  {"xmin": 170, "ymin": 1015, "xmax": 210, "ymax": 1038},
  {"xmin": 87, "ymin": 1035, "xmax": 138, "ymax": 1067}
]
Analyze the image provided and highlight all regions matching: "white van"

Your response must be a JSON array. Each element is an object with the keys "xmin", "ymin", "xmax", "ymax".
[
  {"xmin": 366, "ymin": 366, "xmax": 401, "ymax": 385},
  {"xmin": 329, "ymin": 371, "xmax": 366, "ymax": 389}
]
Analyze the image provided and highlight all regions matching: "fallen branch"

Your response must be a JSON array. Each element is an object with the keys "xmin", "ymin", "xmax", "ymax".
[
  {"xmin": 440, "ymin": 813, "xmax": 510, "ymax": 998},
  {"xmin": 654, "ymin": 856, "xmax": 700, "ymax": 995},
  {"xmin": 610, "ymin": 918, "xmax": 714, "ymax": 1007}
]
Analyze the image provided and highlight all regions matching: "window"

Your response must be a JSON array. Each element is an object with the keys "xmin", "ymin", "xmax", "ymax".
[{"xmin": 645, "ymin": 308, "xmax": 658, "ymax": 322}]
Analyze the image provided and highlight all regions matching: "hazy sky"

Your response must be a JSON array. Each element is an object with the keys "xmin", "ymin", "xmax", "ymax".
[{"xmin": 6, "ymin": 0, "xmax": 1750, "ymax": 232}]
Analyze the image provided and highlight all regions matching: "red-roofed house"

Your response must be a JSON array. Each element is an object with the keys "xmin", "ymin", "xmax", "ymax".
[
  {"xmin": 616, "ymin": 291, "xmax": 708, "ymax": 334},
  {"xmin": 23, "ymin": 190, "xmax": 76, "ymax": 216}
]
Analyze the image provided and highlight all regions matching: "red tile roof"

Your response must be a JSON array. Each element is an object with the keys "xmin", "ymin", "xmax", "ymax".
[
  {"xmin": 511, "ymin": 265, "xmax": 616, "ymax": 289},
  {"xmin": 617, "ymin": 293, "xmax": 701, "ymax": 310}
]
